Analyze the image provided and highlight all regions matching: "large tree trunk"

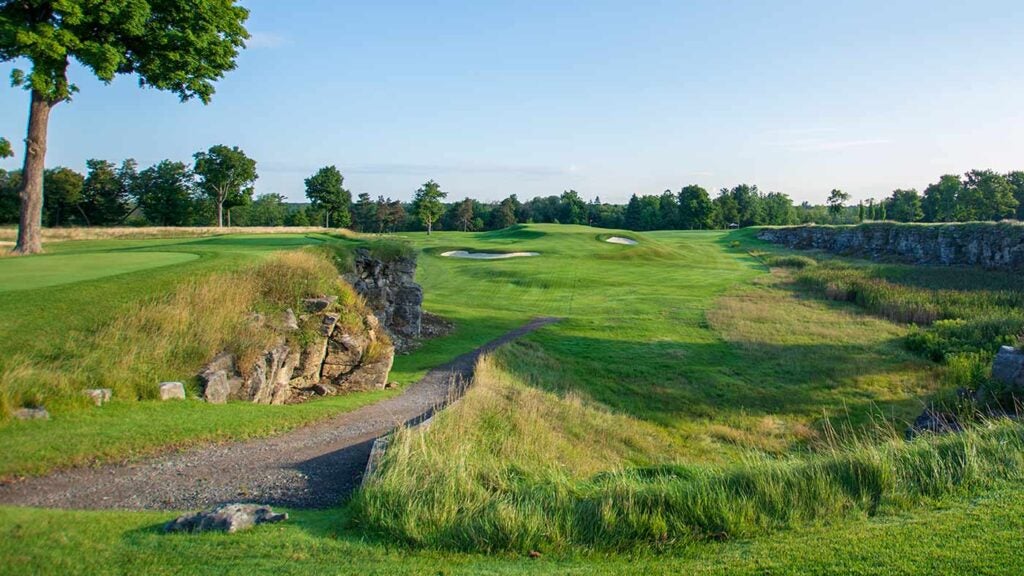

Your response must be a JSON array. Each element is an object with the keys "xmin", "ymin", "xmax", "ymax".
[
  {"xmin": 13, "ymin": 90, "xmax": 55, "ymax": 255},
  {"xmin": 217, "ymin": 200, "xmax": 224, "ymax": 227}
]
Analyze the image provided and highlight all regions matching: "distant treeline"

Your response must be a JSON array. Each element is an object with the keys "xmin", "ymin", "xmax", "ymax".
[{"xmin": 1, "ymin": 153, "xmax": 1021, "ymax": 231}]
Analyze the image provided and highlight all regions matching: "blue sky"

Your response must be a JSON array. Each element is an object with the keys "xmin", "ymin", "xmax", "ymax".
[{"xmin": 2, "ymin": 0, "xmax": 1023, "ymax": 204}]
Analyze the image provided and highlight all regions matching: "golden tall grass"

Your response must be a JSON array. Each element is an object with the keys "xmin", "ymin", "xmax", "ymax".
[{"xmin": 0, "ymin": 249, "xmax": 363, "ymax": 415}]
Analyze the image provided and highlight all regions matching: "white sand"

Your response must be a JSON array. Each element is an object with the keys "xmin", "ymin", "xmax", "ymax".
[
  {"xmin": 440, "ymin": 250, "xmax": 540, "ymax": 260},
  {"xmin": 606, "ymin": 236, "xmax": 638, "ymax": 245}
]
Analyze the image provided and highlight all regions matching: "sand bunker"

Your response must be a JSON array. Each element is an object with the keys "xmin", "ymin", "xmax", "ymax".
[
  {"xmin": 606, "ymin": 236, "xmax": 638, "ymax": 245},
  {"xmin": 441, "ymin": 250, "xmax": 540, "ymax": 260}
]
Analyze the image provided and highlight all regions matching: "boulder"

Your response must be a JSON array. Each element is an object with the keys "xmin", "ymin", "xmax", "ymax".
[
  {"xmin": 199, "ymin": 353, "xmax": 243, "ymax": 405},
  {"xmin": 159, "ymin": 382, "xmax": 186, "ymax": 401},
  {"xmin": 13, "ymin": 407, "xmax": 49, "ymax": 421},
  {"xmin": 84, "ymin": 388, "xmax": 112, "ymax": 406},
  {"xmin": 992, "ymin": 346, "xmax": 1024, "ymax": 389},
  {"xmin": 339, "ymin": 353, "xmax": 394, "ymax": 392},
  {"xmin": 905, "ymin": 408, "xmax": 962, "ymax": 440},
  {"xmin": 165, "ymin": 503, "xmax": 288, "ymax": 534}
]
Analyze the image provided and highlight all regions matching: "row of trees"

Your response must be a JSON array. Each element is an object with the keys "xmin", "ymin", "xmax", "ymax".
[
  {"xmin": 0, "ymin": 145, "xmax": 259, "ymax": 227},
  {"xmin": 862, "ymin": 170, "xmax": 1024, "ymax": 223}
]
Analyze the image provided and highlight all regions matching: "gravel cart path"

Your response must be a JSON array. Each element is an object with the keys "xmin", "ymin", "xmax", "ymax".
[{"xmin": 0, "ymin": 317, "xmax": 560, "ymax": 511}]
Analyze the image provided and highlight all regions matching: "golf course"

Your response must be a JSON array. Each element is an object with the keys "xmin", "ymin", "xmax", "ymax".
[{"xmin": 1, "ymin": 224, "xmax": 1023, "ymax": 574}]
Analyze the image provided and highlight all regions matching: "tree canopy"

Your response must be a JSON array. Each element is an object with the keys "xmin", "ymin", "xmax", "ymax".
[
  {"xmin": 304, "ymin": 166, "xmax": 351, "ymax": 228},
  {"xmin": 413, "ymin": 180, "xmax": 446, "ymax": 234},
  {"xmin": 193, "ymin": 145, "xmax": 258, "ymax": 227}
]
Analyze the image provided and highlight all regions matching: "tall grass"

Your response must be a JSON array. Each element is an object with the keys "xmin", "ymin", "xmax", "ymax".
[
  {"xmin": 767, "ymin": 253, "xmax": 1024, "ymax": 400},
  {"xmin": 352, "ymin": 353, "xmax": 1024, "ymax": 552},
  {"xmin": 0, "ymin": 249, "xmax": 363, "ymax": 416}
]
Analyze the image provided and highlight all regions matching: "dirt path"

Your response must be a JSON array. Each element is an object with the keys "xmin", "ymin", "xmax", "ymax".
[{"xmin": 0, "ymin": 317, "xmax": 560, "ymax": 511}]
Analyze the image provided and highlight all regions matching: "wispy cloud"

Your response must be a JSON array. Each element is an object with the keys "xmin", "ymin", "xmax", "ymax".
[{"xmin": 246, "ymin": 32, "xmax": 288, "ymax": 49}]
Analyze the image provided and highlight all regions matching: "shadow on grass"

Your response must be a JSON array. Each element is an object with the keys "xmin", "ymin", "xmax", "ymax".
[{"xmin": 496, "ymin": 330, "xmax": 933, "ymax": 431}]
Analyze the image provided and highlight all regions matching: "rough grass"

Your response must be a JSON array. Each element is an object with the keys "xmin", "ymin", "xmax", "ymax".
[{"xmin": 352, "ymin": 352, "xmax": 1024, "ymax": 553}]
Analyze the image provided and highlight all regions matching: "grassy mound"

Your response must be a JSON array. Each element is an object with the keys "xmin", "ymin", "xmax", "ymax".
[
  {"xmin": 0, "ymin": 248, "xmax": 362, "ymax": 416},
  {"xmin": 353, "ymin": 350, "xmax": 1024, "ymax": 552}
]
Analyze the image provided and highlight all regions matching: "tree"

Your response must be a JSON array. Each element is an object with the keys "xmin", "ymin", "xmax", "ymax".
[
  {"xmin": 80, "ymin": 159, "xmax": 135, "ymax": 225},
  {"xmin": 304, "ymin": 166, "xmax": 351, "ymax": 228},
  {"xmin": 659, "ymin": 189, "xmax": 679, "ymax": 229},
  {"xmin": 285, "ymin": 206, "xmax": 311, "ymax": 227},
  {"xmin": 0, "ymin": 137, "xmax": 11, "ymax": 159},
  {"xmin": 491, "ymin": 196, "xmax": 518, "ymax": 229},
  {"xmin": 193, "ymin": 145, "xmax": 257, "ymax": 227},
  {"xmin": 827, "ymin": 189, "xmax": 850, "ymax": 219},
  {"xmin": 623, "ymin": 194, "xmax": 642, "ymax": 230},
  {"xmin": 887, "ymin": 189, "xmax": 923, "ymax": 222},
  {"xmin": 352, "ymin": 192, "xmax": 376, "ymax": 232},
  {"xmin": 413, "ymin": 180, "xmax": 446, "ymax": 234},
  {"xmin": 136, "ymin": 161, "xmax": 195, "ymax": 226},
  {"xmin": 678, "ymin": 185, "xmax": 714, "ymax": 229},
  {"xmin": 456, "ymin": 198, "xmax": 475, "ymax": 231},
  {"xmin": 728, "ymin": 184, "xmax": 765, "ymax": 227},
  {"xmin": 1008, "ymin": 171, "xmax": 1024, "ymax": 221},
  {"xmin": 245, "ymin": 193, "xmax": 286, "ymax": 226},
  {"xmin": 858, "ymin": 201, "xmax": 865, "ymax": 222},
  {"xmin": 559, "ymin": 189, "xmax": 586, "ymax": 225},
  {"xmin": 1, "ymin": 1, "xmax": 249, "ymax": 254},
  {"xmin": 42, "ymin": 167, "xmax": 84, "ymax": 226},
  {"xmin": 922, "ymin": 175, "xmax": 961, "ymax": 222},
  {"xmin": 713, "ymin": 190, "xmax": 740, "ymax": 228},
  {"xmin": 961, "ymin": 170, "xmax": 1017, "ymax": 221},
  {"xmin": 762, "ymin": 192, "xmax": 795, "ymax": 226}
]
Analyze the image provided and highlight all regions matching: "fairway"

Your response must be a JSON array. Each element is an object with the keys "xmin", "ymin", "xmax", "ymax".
[{"xmin": 0, "ymin": 251, "xmax": 200, "ymax": 292}]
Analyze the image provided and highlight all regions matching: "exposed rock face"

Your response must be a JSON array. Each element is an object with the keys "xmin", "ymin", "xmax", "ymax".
[
  {"xmin": 343, "ymin": 248, "xmax": 423, "ymax": 350},
  {"xmin": 199, "ymin": 308, "xmax": 395, "ymax": 406},
  {"xmin": 165, "ymin": 503, "xmax": 288, "ymax": 534},
  {"xmin": 757, "ymin": 223, "xmax": 1024, "ymax": 270},
  {"xmin": 992, "ymin": 346, "xmax": 1024, "ymax": 390}
]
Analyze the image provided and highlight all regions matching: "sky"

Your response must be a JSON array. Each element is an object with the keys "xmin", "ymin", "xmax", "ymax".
[{"xmin": 2, "ymin": 0, "xmax": 1024, "ymax": 205}]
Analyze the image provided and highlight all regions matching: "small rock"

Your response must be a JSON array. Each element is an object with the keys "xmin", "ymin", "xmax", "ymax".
[
  {"xmin": 363, "ymin": 314, "xmax": 380, "ymax": 331},
  {"xmin": 13, "ymin": 407, "xmax": 49, "ymax": 421},
  {"xmin": 84, "ymin": 388, "xmax": 112, "ymax": 406},
  {"xmin": 159, "ymin": 382, "xmax": 186, "ymax": 401},
  {"xmin": 992, "ymin": 346, "xmax": 1024, "ymax": 388},
  {"xmin": 303, "ymin": 296, "xmax": 337, "ymax": 313},
  {"xmin": 165, "ymin": 503, "xmax": 288, "ymax": 534},
  {"xmin": 312, "ymin": 382, "xmax": 338, "ymax": 396},
  {"xmin": 282, "ymin": 308, "xmax": 299, "ymax": 332},
  {"xmin": 905, "ymin": 408, "xmax": 962, "ymax": 440},
  {"xmin": 385, "ymin": 381, "xmax": 398, "ymax": 389},
  {"xmin": 321, "ymin": 313, "xmax": 339, "ymax": 337}
]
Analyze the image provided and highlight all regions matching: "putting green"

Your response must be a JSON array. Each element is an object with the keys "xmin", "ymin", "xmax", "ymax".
[{"xmin": 0, "ymin": 251, "xmax": 200, "ymax": 293}]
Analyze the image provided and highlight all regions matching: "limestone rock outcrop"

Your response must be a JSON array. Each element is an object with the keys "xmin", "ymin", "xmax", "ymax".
[
  {"xmin": 199, "ymin": 307, "xmax": 394, "ymax": 406},
  {"xmin": 342, "ymin": 248, "xmax": 423, "ymax": 350},
  {"xmin": 757, "ymin": 222, "xmax": 1024, "ymax": 271}
]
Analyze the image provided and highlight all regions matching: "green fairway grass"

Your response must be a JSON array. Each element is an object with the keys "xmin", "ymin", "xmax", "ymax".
[{"xmin": 0, "ymin": 252, "xmax": 200, "ymax": 292}]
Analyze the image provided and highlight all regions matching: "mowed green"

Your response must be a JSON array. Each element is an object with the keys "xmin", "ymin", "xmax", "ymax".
[{"xmin": 0, "ymin": 252, "xmax": 200, "ymax": 292}]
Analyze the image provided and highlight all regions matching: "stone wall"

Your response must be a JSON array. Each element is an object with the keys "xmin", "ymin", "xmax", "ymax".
[
  {"xmin": 757, "ymin": 222, "xmax": 1024, "ymax": 270},
  {"xmin": 342, "ymin": 248, "xmax": 423, "ymax": 350}
]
